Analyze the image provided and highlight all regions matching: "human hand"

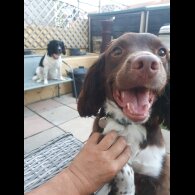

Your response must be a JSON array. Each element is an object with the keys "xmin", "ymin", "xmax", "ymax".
[{"xmin": 66, "ymin": 130, "xmax": 131, "ymax": 194}]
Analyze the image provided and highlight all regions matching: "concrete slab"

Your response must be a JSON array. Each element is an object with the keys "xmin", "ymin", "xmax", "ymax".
[
  {"xmin": 24, "ymin": 106, "xmax": 35, "ymax": 118},
  {"xmin": 24, "ymin": 127, "xmax": 65, "ymax": 154},
  {"xmin": 53, "ymin": 93, "xmax": 77, "ymax": 105},
  {"xmin": 66, "ymin": 103, "xmax": 78, "ymax": 111},
  {"xmin": 27, "ymin": 99, "xmax": 63, "ymax": 113},
  {"xmin": 39, "ymin": 105, "xmax": 79, "ymax": 125},
  {"xmin": 59, "ymin": 117, "xmax": 94, "ymax": 142},
  {"xmin": 24, "ymin": 115, "xmax": 54, "ymax": 138}
]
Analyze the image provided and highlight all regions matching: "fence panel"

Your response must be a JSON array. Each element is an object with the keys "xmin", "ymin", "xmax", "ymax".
[{"xmin": 24, "ymin": 0, "xmax": 88, "ymax": 50}]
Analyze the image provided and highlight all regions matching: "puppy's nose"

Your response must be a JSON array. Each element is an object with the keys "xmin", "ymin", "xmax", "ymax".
[
  {"xmin": 58, "ymin": 48, "xmax": 62, "ymax": 53},
  {"xmin": 131, "ymin": 55, "xmax": 160, "ymax": 76}
]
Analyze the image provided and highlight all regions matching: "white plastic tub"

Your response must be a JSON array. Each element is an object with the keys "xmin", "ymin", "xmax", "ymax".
[{"xmin": 158, "ymin": 24, "xmax": 170, "ymax": 49}]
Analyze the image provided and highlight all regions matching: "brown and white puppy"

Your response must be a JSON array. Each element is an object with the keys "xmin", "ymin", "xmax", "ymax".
[{"xmin": 77, "ymin": 32, "xmax": 170, "ymax": 195}]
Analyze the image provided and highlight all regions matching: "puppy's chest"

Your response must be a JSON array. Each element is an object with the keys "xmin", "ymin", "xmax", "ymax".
[
  {"xmin": 43, "ymin": 57, "xmax": 61, "ymax": 69},
  {"xmin": 102, "ymin": 119, "xmax": 165, "ymax": 177},
  {"xmin": 103, "ymin": 119, "xmax": 146, "ymax": 161}
]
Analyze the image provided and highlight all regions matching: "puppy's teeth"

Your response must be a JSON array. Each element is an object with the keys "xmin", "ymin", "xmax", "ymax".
[{"xmin": 127, "ymin": 103, "xmax": 130, "ymax": 110}]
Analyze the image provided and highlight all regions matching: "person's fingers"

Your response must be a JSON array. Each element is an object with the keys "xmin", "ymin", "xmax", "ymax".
[
  {"xmin": 98, "ymin": 130, "xmax": 118, "ymax": 150},
  {"xmin": 87, "ymin": 132, "xmax": 102, "ymax": 145},
  {"xmin": 108, "ymin": 136, "xmax": 128, "ymax": 159},
  {"xmin": 115, "ymin": 146, "xmax": 131, "ymax": 170}
]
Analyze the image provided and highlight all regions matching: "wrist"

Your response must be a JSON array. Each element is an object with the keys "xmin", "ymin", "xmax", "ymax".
[{"xmin": 65, "ymin": 166, "xmax": 93, "ymax": 195}]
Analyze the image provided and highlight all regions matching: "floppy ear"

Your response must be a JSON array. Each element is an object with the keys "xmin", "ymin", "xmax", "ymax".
[
  {"xmin": 77, "ymin": 54, "xmax": 106, "ymax": 117},
  {"xmin": 47, "ymin": 41, "xmax": 53, "ymax": 56},
  {"xmin": 60, "ymin": 41, "xmax": 66, "ymax": 55}
]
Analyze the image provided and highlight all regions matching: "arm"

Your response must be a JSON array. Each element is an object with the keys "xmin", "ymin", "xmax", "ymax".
[{"xmin": 26, "ymin": 131, "xmax": 131, "ymax": 195}]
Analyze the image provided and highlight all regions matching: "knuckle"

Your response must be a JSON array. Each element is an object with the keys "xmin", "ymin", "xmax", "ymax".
[
  {"xmin": 124, "ymin": 146, "xmax": 131, "ymax": 158},
  {"xmin": 108, "ymin": 130, "xmax": 118, "ymax": 140},
  {"xmin": 118, "ymin": 137, "xmax": 127, "ymax": 146}
]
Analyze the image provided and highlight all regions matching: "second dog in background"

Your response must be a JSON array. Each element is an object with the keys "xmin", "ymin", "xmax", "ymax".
[{"xmin": 32, "ymin": 40, "xmax": 66, "ymax": 85}]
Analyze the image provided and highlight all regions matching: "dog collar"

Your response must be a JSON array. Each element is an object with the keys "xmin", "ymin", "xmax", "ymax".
[{"xmin": 106, "ymin": 113, "xmax": 132, "ymax": 127}]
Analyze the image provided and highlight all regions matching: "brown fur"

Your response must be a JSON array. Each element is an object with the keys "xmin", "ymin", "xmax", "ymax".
[{"xmin": 78, "ymin": 32, "xmax": 170, "ymax": 195}]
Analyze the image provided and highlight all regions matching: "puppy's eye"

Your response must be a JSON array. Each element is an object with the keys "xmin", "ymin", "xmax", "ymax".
[
  {"xmin": 158, "ymin": 48, "xmax": 167, "ymax": 57},
  {"xmin": 112, "ymin": 47, "xmax": 122, "ymax": 56}
]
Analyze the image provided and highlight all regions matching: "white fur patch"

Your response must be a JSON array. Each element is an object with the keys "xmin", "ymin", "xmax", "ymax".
[
  {"xmin": 114, "ymin": 164, "xmax": 135, "ymax": 195},
  {"xmin": 132, "ymin": 145, "xmax": 166, "ymax": 177},
  {"xmin": 43, "ymin": 54, "xmax": 62, "ymax": 69},
  {"xmin": 95, "ymin": 165, "xmax": 135, "ymax": 195}
]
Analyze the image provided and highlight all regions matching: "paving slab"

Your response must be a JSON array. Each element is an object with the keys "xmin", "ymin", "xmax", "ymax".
[
  {"xmin": 24, "ymin": 115, "xmax": 54, "ymax": 138},
  {"xmin": 39, "ymin": 105, "xmax": 79, "ymax": 125},
  {"xmin": 53, "ymin": 93, "xmax": 77, "ymax": 105},
  {"xmin": 59, "ymin": 117, "xmax": 94, "ymax": 142},
  {"xmin": 24, "ymin": 106, "xmax": 35, "ymax": 118},
  {"xmin": 27, "ymin": 99, "xmax": 63, "ymax": 113},
  {"xmin": 24, "ymin": 127, "xmax": 65, "ymax": 154},
  {"xmin": 66, "ymin": 103, "xmax": 78, "ymax": 110}
]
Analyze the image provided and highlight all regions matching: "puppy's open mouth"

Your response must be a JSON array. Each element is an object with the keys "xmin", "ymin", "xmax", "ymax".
[{"xmin": 113, "ymin": 87, "xmax": 156, "ymax": 122}]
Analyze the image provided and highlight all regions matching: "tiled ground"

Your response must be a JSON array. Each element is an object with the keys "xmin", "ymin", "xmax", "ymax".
[
  {"xmin": 24, "ymin": 93, "xmax": 170, "ymax": 154},
  {"xmin": 24, "ymin": 93, "xmax": 93, "ymax": 153}
]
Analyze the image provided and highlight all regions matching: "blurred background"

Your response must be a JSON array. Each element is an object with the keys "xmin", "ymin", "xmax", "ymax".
[{"xmin": 24, "ymin": 0, "xmax": 170, "ymax": 54}]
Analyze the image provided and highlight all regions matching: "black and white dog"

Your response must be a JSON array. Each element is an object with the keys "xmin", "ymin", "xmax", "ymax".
[{"xmin": 32, "ymin": 40, "xmax": 66, "ymax": 85}]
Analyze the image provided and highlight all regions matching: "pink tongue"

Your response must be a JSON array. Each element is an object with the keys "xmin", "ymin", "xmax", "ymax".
[{"xmin": 114, "ymin": 89, "xmax": 151, "ymax": 115}]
